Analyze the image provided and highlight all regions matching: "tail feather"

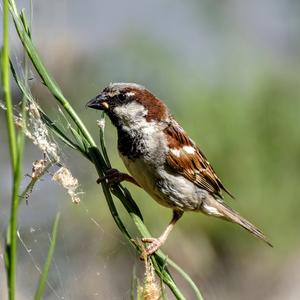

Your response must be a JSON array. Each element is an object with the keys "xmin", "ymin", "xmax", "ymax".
[{"xmin": 201, "ymin": 198, "xmax": 273, "ymax": 247}]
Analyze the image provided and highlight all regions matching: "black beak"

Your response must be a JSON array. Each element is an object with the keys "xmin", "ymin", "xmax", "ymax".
[{"xmin": 86, "ymin": 93, "xmax": 109, "ymax": 110}]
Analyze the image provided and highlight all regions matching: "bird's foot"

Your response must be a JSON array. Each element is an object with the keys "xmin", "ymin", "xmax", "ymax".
[
  {"xmin": 97, "ymin": 168, "xmax": 140, "ymax": 187},
  {"xmin": 141, "ymin": 237, "xmax": 163, "ymax": 257},
  {"xmin": 97, "ymin": 168, "xmax": 124, "ymax": 186}
]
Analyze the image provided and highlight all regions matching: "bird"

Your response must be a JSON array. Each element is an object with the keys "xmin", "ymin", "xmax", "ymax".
[{"xmin": 86, "ymin": 82, "xmax": 272, "ymax": 256}]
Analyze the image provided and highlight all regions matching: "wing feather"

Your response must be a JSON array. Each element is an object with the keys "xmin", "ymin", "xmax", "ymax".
[{"xmin": 164, "ymin": 120, "xmax": 234, "ymax": 199}]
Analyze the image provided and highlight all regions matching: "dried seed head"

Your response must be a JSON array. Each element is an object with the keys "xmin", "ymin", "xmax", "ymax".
[
  {"xmin": 28, "ymin": 101, "xmax": 40, "ymax": 118},
  {"xmin": 27, "ymin": 102, "xmax": 60, "ymax": 162},
  {"xmin": 141, "ymin": 258, "xmax": 161, "ymax": 300},
  {"xmin": 13, "ymin": 101, "xmax": 60, "ymax": 163},
  {"xmin": 52, "ymin": 166, "xmax": 81, "ymax": 204},
  {"xmin": 2, "ymin": 96, "xmax": 84, "ymax": 204},
  {"xmin": 96, "ymin": 118, "xmax": 105, "ymax": 130}
]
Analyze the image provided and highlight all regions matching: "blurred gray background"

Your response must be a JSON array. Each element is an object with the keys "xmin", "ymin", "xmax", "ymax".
[{"xmin": 1, "ymin": 0, "xmax": 300, "ymax": 299}]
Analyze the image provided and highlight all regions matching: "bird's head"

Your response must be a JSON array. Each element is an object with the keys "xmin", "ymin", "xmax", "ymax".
[{"xmin": 86, "ymin": 83, "xmax": 169, "ymax": 128}]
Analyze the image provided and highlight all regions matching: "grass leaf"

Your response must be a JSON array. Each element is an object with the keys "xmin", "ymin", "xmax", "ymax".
[{"xmin": 34, "ymin": 212, "xmax": 60, "ymax": 300}]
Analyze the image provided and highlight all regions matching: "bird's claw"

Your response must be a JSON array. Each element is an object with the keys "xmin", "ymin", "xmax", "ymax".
[
  {"xmin": 141, "ymin": 237, "xmax": 162, "ymax": 257},
  {"xmin": 96, "ymin": 168, "xmax": 123, "ymax": 186}
]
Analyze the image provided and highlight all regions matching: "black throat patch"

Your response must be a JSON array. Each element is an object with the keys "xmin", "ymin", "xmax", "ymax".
[{"xmin": 117, "ymin": 127, "xmax": 146, "ymax": 160}]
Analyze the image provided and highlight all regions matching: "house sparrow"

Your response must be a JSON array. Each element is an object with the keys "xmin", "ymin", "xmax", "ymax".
[{"xmin": 87, "ymin": 82, "xmax": 272, "ymax": 255}]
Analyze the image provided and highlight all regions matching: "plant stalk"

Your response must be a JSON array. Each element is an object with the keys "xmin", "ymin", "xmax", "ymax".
[{"xmin": 2, "ymin": 0, "xmax": 20, "ymax": 299}]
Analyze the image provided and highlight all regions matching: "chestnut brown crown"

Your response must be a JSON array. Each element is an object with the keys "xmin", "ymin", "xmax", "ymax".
[{"xmin": 86, "ymin": 82, "xmax": 169, "ymax": 122}]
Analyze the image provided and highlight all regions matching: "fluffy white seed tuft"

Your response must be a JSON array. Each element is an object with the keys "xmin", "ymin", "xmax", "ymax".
[
  {"xmin": 52, "ymin": 167, "xmax": 82, "ymax": 204},
  {"xmin": 14, "ymin": 101, "xmax": 60, "ymax": 162}
]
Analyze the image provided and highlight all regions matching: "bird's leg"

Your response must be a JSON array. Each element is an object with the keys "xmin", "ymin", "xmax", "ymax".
[
  {"xmin": 97, "ymin": 168, "xmax": 140, "ymax": 187},
  {"xmin": 141, "ymin": 210, "xmax": 183, "ymax": 256}
]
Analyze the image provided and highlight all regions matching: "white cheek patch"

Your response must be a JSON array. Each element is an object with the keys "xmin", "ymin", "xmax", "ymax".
[{"xmin": 113, "ymin": 101, "xmax": 148, "ymax": 125}]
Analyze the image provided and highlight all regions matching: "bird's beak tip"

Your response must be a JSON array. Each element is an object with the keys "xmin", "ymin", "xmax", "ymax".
[
  {"xmin": 86, "ymin": 93, "xmax": 109, "ymax": 110},
  {"xmin": 86, "ymin": 98, "xmax": 96, "ymax": 108}
]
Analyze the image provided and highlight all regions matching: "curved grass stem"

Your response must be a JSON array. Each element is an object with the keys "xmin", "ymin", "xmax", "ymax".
[
  {"xmin": 34, "ymin": 213, "xmax": 60, "ymax": 300},
  {"xmin": 2, "ymin": 0, "xmax": 20, "ymax": 299}
]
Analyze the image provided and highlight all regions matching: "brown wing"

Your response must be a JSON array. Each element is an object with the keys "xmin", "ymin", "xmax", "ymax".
[{"xmin": 163, "ymin": 121, "xmax": 234, "ymax": 199}]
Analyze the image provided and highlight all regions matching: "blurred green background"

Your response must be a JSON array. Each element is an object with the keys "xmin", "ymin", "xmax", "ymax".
[{"xmin": 1, "ymin": 0, "xmax": 300, "ymax": 299}]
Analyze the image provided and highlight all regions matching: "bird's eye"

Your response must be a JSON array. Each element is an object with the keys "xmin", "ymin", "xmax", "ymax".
[{"xmin": 118, "ymin": 93, "xmax": 126, "ymax": 101}]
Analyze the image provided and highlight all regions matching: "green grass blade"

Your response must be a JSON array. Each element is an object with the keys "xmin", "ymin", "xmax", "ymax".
[
  {"xmin": 130, "ymin": 265, "xmax": 137, "ymax": 300},
  {"xmin": 34, "ymin": 212, "xmax": 60, "ymax": 300},
  {"xmin": 69, "ymin": 126, "xmax": 87, "ymax": 152},
  {"xmin": 9, "ymin": 2, "xmax": 96, "ymax": 148},
  {"xmin": 11, "ymin": 60, "xmax": 88, "ymax": 158},
  {"xmin": 3, "ymin": 0, "xmax": 17, "ymax": 170},
  {"xmin": 2, "ymin": 1, "xmax": 21, "ymax": 299},
  {"xmin": 39, "ymin": 113, "xmax": 78, "ymax": 151}
]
